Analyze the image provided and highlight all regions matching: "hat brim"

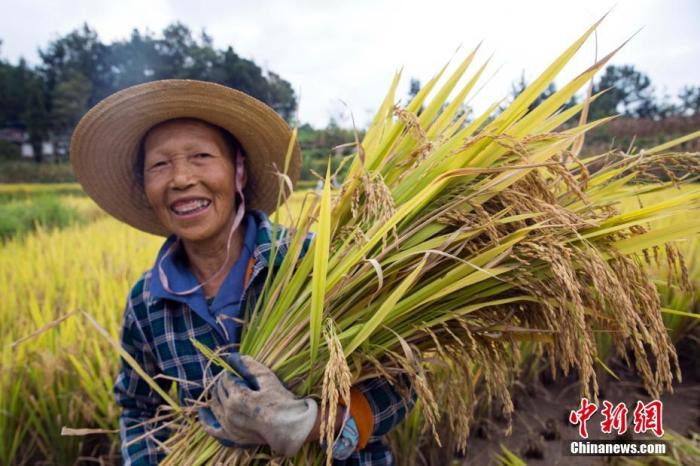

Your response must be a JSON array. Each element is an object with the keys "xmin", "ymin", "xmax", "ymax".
[{"xmin": 70, "ymin": 79, "xmax": 300, "ymax": 236}]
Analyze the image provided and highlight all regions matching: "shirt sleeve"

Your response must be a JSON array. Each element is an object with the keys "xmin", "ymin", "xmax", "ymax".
[
  {"xmin": 113, "ymin": 297, "xmax": 173, "ymax": 466},
  {"xmin": 352, "ymin": 375, "xmax": 417, "ymax": 443}
]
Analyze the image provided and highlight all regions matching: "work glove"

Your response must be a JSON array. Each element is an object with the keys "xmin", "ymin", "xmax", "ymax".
[{"xmin": 198, "ymin": 354, "xmax": 319, "ymax": 457}]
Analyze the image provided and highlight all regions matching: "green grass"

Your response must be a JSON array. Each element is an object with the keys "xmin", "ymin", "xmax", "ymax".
[
  {"xmin": 0, "ymin": 184, "xmax": 107, "ymax": 240},
  {"xmin": 0, "ymin": 195, "xmax": 83, "ymax": 240}
]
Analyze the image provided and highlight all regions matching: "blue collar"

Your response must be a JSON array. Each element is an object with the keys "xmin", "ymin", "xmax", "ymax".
[{"xmin": 148, "ymin": 212, "xmax": 258, "ymax": 341}]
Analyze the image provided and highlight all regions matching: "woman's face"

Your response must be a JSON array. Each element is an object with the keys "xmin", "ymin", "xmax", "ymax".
[{"xmin": 142, "ymin": 119, "xmax": 240, "ymax": 245}]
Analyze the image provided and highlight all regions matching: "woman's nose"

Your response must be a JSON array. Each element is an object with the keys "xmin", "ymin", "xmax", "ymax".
[{"xmin": 170, "ymin": 158, "xmax": 196, "ymax": 189}]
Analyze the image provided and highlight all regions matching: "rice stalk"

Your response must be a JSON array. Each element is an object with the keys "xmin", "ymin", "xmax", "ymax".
[{"xmin": 49, "ymin": 18, "xmax": 699, "ymax": 465}]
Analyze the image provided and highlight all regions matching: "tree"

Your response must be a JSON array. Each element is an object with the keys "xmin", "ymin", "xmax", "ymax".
[
  {"xmin": 0, "ymin": 57, "xmax": 31, "ymax": 127},
  {"xmin": 266, "ymin": 71, "xmax": 297, "ymax": 122},
  {"xmin": 106, "ymin": 24, "xmax": 299, "ymax": 121},
  {"xmin": 408, "ymin": 78, "xmax": 421, "ymax": 100},
  {"xmin": 215, "ymin": 46, "xmax": 268, "ymax": 101},
  {"xmin": 38, "ymin": 23, "xmax": 111, "ymax": 105},
  {"xmin": 0, "ymin": 48, "xmax": 51, "ymax": 162},
  {"xmin": 212, "ymin": 45, "xmax": 297, "ymax": 122},
  {"xmin": 33, "ymin": 22, "xmax": 299, "ymax": 137},
  {"xmin": 155, "ymin": 23, "xmax": 203, "ymax": 79},
  {"xmin": 22, "ymin": 74, "xmax": 50, "ymax": 162},
  {"xmin": 51, "ymin": 69, "xmax": 92, "ymax": 134},
  {"xmin": 106, "ymin": 29, "xmax": 162, "ymax": 90},
  {"xmin": 590, "ymin": 65, "xmax": 659, "ymax": 119},
  {"xmin": 0, "ymin": 63, "xmax": 17, "ymax": 125},
  {"xmin": 3, "ymin": 23, "xmax": 300, "ymax": 158},
  {"xmin": 678, "ymin": 86, "xmax": 700, "ymax": 117}
]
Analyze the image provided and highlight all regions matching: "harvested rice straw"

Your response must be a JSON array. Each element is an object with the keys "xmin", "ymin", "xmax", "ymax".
[{"xmin": 146, "ymin": 18, "xmax": 699, "ymax": 465}]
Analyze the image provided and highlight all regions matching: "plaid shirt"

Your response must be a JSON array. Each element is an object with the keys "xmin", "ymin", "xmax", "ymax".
[{"xmin": 114, "ymin": 210, "xmax": 415, "ymax": 465}]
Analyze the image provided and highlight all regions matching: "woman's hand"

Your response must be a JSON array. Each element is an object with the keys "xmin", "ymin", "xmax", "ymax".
[{"xmin": 198, "ymin": 355, "xmax": 318, "ymax": 457}]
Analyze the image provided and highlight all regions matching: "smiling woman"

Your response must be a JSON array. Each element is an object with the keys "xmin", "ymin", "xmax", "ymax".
[
  {"xmin": 141, "ymin": 119, "xmax": 246, "ymax": 299},
  {"xmin": 69, "ymin": 79, "xmax": 415, "ymax": 465}
]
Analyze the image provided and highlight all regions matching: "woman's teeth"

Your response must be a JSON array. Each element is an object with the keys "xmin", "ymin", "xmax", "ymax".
[{"xmin": 172, "ymin": 199, "xmax": 211, "ymax": 215}]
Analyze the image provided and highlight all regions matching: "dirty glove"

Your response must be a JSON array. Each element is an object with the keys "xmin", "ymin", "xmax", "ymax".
[{"xmin": 198, "ymin": 354, "xmax": 318, "ymax": 457}]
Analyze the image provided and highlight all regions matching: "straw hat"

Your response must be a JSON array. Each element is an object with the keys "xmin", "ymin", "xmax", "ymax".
[{"xmin": 70, "ymin": 79, "xmax": 301, "ymax": 236}]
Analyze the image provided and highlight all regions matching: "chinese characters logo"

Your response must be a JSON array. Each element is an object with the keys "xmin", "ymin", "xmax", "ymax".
[{"xmin": 569, "ymin": 398, "xmax": 664, "ymax": 439}]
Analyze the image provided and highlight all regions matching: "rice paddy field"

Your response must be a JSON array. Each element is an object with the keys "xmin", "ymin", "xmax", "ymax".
[{"xmin": 0, "ymin": 181, "xmax": 698, "ymax": 465}]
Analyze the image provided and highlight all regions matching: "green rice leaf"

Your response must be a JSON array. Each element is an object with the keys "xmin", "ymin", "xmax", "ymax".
[
  {"xmin": 344, "ymin": 256, "xmax": 427, "ymax": 356},
  {"xmin": 310, "ymin": 164, "xmax": 333, "ymax": 366}
]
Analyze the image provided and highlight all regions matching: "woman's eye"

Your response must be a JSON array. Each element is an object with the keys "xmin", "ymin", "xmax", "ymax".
[
  {"xmin": 193, "ymin": 153, "xmax": 212, "ymax": 159},
  {"xmin": 149, "ymin": 161, "xmax": 168, "ymax": 170}
]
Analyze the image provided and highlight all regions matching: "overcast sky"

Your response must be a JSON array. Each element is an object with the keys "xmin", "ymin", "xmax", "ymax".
[{"xmin": 1, "ymin": 0, "xmax": 699, "ymax": 127}]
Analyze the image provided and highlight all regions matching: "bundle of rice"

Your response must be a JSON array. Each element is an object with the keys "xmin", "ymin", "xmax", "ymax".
[{"xmin": 135, "ymin": 19, "xmax": 700, "ymax": 465}]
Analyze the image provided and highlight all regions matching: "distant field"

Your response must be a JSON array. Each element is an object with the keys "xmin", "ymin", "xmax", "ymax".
[
  {"xmin": 0, "ymin": 182, "xmax": 84, "ymax": 200},
  {"xmin": 0, "ymin": 161, "xmax": 77, "ymax": 183}
]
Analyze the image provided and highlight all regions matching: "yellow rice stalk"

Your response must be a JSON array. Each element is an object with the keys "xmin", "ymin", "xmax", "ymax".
[
  {"xmin": 149, "ymin": 19, "xmax": 700, "ymax": 465},
  {"xmin": 1, "ymin": 214, "xmax": 164, "ymax": 464}
]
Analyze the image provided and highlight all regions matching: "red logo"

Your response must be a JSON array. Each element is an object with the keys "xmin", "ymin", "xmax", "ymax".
[
  {"xmin": 569, "ymin": 399, "xmax": 664, "ymax": 439},
  {"xmin": 600, "ymin": 401, "xmax": 628, "ymax": 435},
  {"xmin": 632, "ymin": 400, "xmax": 664, "ymax": 437},
  {"xmin": 569, "ymin": 398, "xmax": 598, "ymax": 439}
]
